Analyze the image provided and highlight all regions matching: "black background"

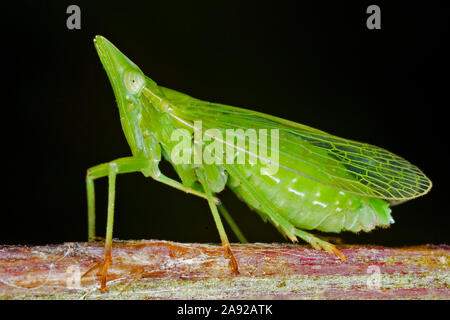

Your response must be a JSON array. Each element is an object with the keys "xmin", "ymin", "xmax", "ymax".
[{"xmin": 2, "ymin": 1, "xmax": 448, "ymax": 246}]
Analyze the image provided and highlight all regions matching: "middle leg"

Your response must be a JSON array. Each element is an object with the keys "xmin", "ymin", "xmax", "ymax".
[{"xmin": 196, "ymin": 169, "xmax": 239, "ymax": 275}]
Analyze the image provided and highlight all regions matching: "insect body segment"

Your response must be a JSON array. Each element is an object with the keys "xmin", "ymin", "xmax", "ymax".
[
  {"xmin": 88, "ymin": 36, "xmax": 431, "ymax": 291},
  {"xmin": 228, "ymin": 163, "xmax": 393, "ymax": 234}
]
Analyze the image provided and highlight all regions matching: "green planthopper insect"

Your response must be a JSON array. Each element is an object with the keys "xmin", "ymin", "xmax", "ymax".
[{"xmin": 87, "ymin": 35, "xmax": 432, "ymax": 291}]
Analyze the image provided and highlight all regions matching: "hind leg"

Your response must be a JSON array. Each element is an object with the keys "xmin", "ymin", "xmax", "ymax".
[{"xmin": 293, "ymin": 228, "xmax": 346, "ymax": 262}]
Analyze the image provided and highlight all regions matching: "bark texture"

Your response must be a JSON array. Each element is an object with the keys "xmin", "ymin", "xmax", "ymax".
[{"xmin": 0, "ymin": 240, "xmax": 448, "ymax": 299}]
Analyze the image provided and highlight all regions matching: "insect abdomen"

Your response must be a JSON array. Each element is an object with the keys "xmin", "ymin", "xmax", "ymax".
[{"xmin": 228, "ymin": 163, "xmax": 393, "ymax": 234}]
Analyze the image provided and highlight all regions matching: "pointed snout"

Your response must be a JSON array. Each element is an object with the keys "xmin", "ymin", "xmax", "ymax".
[{"xmin": 93, "ymin": 35, "xmax": 140, "ymax": 84}]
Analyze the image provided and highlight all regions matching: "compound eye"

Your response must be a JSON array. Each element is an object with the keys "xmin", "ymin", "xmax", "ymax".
[{"xmin": 123, "ymin": 70, "xmax": 145, "ymax": 94}]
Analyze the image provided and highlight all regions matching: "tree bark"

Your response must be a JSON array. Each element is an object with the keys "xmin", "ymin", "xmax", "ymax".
[{"xmin": 0, "ymin": 240, "xmax": 448, "ymax": 299}]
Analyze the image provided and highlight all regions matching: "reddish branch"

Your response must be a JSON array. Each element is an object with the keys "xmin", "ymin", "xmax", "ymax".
[{"xmin": 0, "ymin": 240, "xmax": 448, "ymax": 299}]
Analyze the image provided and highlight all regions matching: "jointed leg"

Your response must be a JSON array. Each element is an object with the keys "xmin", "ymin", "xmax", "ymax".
[
  {"xmin": 196, "ymin": 169, "xmax": 239, "ymax": 274},
  {"xmin": 148, "ymin": 167, "xmax": 248, "ymax": 244},
  {"xmin": 224, "ymin": 164, "xmax": 345, "ymax": 261},
  {"xmin": 149, "ymin": 170, "xmax": 220, "ymax": 204},
  {"xmin": 86, "ymin": 177, "xmax": 96, "ymax": 241},
  {"xmin": 100, "ymin": 165, "xmax": 116, "ymax": 291},
  {"xmin": 217, "ymin": 202, "xmax": 248, "ymax": 244},
  {"xmin": 293, "ymin": 228, "xmax": 346, "ymax": 262},
  {"xmin": 87, "ymin": 160, "xmax": 222, "ymax": 241},
  {"xmin": 86, "ymin": 157, "xmax": 152, "ymax": 291},
  {"xmin": 86, "ymin": 157, "xmax": 152, "ymax": 241},
  {"xmin": 86, "ymin": 157, "xmax": 247, "ymax": 291}
]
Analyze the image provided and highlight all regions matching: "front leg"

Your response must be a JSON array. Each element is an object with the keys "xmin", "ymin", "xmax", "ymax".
[
  {"xmin": 86, "ymin": 157, "xmax": 247, "ymax": 291},
  {"xmin": 86, "ymin": 157, "xmax": 152, "ymax": 292}
]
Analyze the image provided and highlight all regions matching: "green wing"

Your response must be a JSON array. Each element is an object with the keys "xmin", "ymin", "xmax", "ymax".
[{"xmin": 161, "ymin": 87, "xmax": 432, "ymax": 201}]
